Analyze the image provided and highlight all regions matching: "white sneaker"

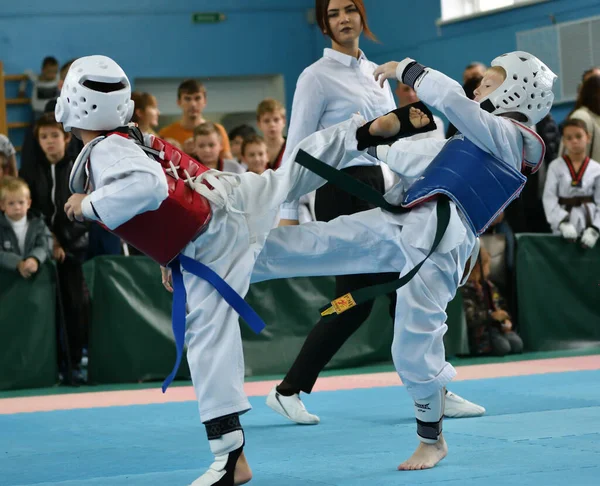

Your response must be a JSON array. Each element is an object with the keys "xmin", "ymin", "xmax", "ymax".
[
  {"xmin": 444, "ymin": 390, "xmax": 486, "ymax": 418},
  {"xmin": 266, "ymin": 386, "xmax": 320, "ymax": 425}
]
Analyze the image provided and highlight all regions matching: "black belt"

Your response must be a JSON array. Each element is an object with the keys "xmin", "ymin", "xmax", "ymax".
[
  {"xmin": 559, "ymin": 196, "xmax": 594, "ymax": 227},
  {"xmin": 294, "ymin": 149, "xmax": 450, "ymax": 319}
]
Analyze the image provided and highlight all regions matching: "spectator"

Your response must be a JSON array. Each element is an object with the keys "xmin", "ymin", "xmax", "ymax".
[
  {"xmin": 583, "ymin": 66, "xmax": 600, "ymax": 83},
  {"xmin": 159, "ymin": 79, "xmax": 232, "ymax": 159},
  {"xmin": 536, "ymin": 113, "xmax": 561, "ymax": 163},
  {"xmin": 463, "ymin": 61, "xmax": 486, "ymax": 83},
  {"xmin": 23, "ymin": 114, "xmax": 90, "ymax": 380},
  {"xmin": 483, "ymin": 211, "xmax": 515, "ymax": 278},
  {"xmin": 18, "ymin": 56, "xmax": 60, "ymax": 120},
  {"xmin": 193, "ymin": 122, "xmax": 244, "ymax": 173},
  {"xmin": 241, "ymin": 135, "xmax": 268, "ymax": 175},
  {"xmin": 256, "ymin": 99, "xmax": 287, "ymax": 169},
  {"xmin": 577, "ymin": 66, "xmax": 600, "ymax": 95},
  {"xmin": 0, "ymin": 135, "xmax": 18, "ymax": 178},
  {"xmin": 21, "ymin": 59, "xmax": 82, "ymax": 182},
  {"xmin": 516, "ymin": 113, "xmax": 560, "ymax": 234},
  {"xmin": 560, "ymin": 74, "xmax": 600, "ymax": 161},
  {"xmin": 543, "ymin": 119, "xmax": 600, "ymax": 249},
  {"xmin": 43, "ymin": 59, "xmax": 76, "ymax": 114},
  {"xmin": 131, "ymin": 92, "xmax": 160, "ymax": 135},
  {"xmin": 461, "ymin": 247, "xmax": 523, "ymax": 357},
  {"xmin": 0, "ymin": 177, "xmax": 52, "ymax": 278},
  {"xmin": 394, "ymin": 82, "xmax": 445, "ymax": 139},
  {"xmin": 228, "ymin": 124, "xmax": 257, "ymax": 164}
]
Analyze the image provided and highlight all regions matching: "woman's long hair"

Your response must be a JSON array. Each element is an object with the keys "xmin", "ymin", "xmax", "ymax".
[{"xmin": 570, "ymin": 74, "xmax": 600, "ymax": 117}]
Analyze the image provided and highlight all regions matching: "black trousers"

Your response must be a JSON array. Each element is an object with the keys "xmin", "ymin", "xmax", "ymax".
[
  {"xmin": 283, "ymin": 166, "xmax": 398, "ymax": 393},
  {"xmin": 56, "ymin": 258, "xmax": 89, "ymax": 369}
]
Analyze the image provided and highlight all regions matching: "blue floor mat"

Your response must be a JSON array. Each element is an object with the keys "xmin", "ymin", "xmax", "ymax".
[{"xmin": 1, "ymin": 370, "xmax": 599, "ymax": 485}]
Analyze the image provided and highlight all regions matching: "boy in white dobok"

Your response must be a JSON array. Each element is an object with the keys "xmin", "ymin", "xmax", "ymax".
[
  {"xmin": 59, "ymin": 55, "xmax": 435, "ymax": 485},
  {"xmin": 252, "ymin": 51, "xmax": 557, "ymax": 470},
  {"xmin": 543, "ymin": 118, "xmax": 600, "ymax": 248}
]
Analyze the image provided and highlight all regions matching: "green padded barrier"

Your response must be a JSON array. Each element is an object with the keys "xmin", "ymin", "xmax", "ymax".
[
  {"xmin": 0, "ymin": 262, "xmax": 57, "ymax": 391},
  {"xmin": 84, "ymin": 256, "xmax": 191, "ymax": 384},
  {"xmin": 516, "ymin": 234, "xmax": 600, "ymax": 351},
  {"xmin": 82, "ymin": 256, "xmax": 467, "ymax": 383}
]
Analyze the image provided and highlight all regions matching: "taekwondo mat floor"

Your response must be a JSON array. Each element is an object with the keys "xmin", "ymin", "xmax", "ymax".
[{"xmin": 1, "ymin": 354, "xmax": 599, "ymax": 486}]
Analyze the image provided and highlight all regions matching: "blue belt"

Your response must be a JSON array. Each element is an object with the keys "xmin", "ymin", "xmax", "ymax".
[{"xmin": 162, "ymin": 254, "xmax": 266, "ymax": 392}]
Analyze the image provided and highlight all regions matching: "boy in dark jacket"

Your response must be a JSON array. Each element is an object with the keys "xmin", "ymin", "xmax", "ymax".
[{"xmin": 22, "ymin": 113, "xmax": 90, "ymax": 380}]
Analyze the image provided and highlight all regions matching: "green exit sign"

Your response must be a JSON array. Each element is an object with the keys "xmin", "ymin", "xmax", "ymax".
[{"xmin": 192, "ymin": 12, "xmax": 226, "ymax": 24}]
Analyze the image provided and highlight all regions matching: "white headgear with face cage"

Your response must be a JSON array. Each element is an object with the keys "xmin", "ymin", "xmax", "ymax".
[
  {"xmin": 55, "ymin": 55, "xmax": 134, "ymax": 132},
  {"xmin": 479, "ymin": 51, "xmax": 557, "ymax": 126}
]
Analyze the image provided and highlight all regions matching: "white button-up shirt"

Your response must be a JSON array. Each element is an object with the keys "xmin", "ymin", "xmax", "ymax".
[{"xmin": 280, "ymin": 48, "xmax": 397, "ymax": 219}]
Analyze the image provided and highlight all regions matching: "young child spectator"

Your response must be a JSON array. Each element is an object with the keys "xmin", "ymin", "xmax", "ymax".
[
  {"xmin": 131, "ymin": 92, "xmax": 160, "ymax": 135},
  {"xmin": 256, "ymin": 99, "xmax": 287, "ymax": 169},
  {"xmin": 21, "ymin": 60, "xmax": 82, "ymax": 183},
  {"xmin": 19, "ymin": 56, "xmax": 60, "ymax": 120},
  {"xmin": 461, "ymin": 247, "xmax": 523, "ymax": 357},
  {"xmin": 193, "ymin": 122, "xmax": 245, "ymax": 173},
  {"xmin": 0, "ymin": 177, "xmax": 51, "ymax": 277},
  {"xmin": 241, "ymin": 135, "xmax": 268, "ymax": 175},
  {"xmin": 43, "ymin": 59, "xmax": 76, "ymax": 114},
  {"xmin": 543, "ymin": 119, "xmax": 600, "ymax": 248},
  {"xmin": 228, "ymin": 124, "xmax": 257, "ymax": 164},
  {"xmin": 159, "ymin": 80, "xmax": 232, "ymax": 159},
  {"xmin": 23, "ymin": 113, "xmax": 90, "ymax": 380},
  {"xmin": 0, "ymin": 135, "xmax": 18, "ymax": 178}
]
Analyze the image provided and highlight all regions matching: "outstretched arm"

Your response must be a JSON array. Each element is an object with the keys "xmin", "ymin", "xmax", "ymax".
[{"xmin": 374, "ymin": 59, "xmax": 522, "ymax": 169}]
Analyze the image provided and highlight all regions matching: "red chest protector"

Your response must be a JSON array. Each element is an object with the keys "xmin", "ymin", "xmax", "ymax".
[{"xmin": 92, "ymin": 129, "xmax": 212, "ymax": 266}]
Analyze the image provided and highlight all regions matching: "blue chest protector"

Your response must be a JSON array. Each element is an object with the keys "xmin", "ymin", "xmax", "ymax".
[{"xmin": 402, "ymin": 135, "xmax": 527, "ymax": 236}]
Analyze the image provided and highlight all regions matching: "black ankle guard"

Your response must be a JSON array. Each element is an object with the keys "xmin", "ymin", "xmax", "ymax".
[
  {"xmin": 355, "ymin": 101, "xmax": 437, "ymax": 151},
  {"xmin": 416, "ymin": 416, "xmax": 443, "ymax": 442},
  {"xmin": 205, "ymin": 413, "xmax": 242, "ymax": 440},
  {"xmin": 219, "ymin": 446, "xmax": 244, "ymax": 486}
]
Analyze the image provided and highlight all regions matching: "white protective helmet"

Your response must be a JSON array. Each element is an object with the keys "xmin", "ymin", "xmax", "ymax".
[
  {"xmin": 55, "ymin": 55, "xmax": 134, "ymax": 132},
  {"xmin": 479, "ymin": 51, "xmax": 557, "ymax": 126}
]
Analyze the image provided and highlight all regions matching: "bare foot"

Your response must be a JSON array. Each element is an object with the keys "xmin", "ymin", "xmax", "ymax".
[
  {"xmin": 369, "ymin": 112, "xmax": 401, "ymax": 138},
  {"xmin": 369, "ymin": 107, "xmax": 431, "ymax": 139},
  {"xmin": 408, "ymin": 107, "xmax": 431, "ymax": 129},
  {"xmin": 234, "ymin": 451, "xmax": 253, "ymax": 485},
  {"xmin": 398, "ymin": 433, "xmax": 448, "ymax": 471}
]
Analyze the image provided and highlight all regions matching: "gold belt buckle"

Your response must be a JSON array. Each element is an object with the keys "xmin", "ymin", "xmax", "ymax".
[{"xmin": 321, "ymin": 293, "xmax": 357, "ymax": 316}]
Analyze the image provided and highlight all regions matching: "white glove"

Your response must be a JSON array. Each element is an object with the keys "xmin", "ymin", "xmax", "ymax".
[
  {"xmin": 581, "ymin": 227, "xmax": 599, "ymax": 249},
  {"xmin": 559, "ymin": 222, "xmax": 578, "ymax": 241}
]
